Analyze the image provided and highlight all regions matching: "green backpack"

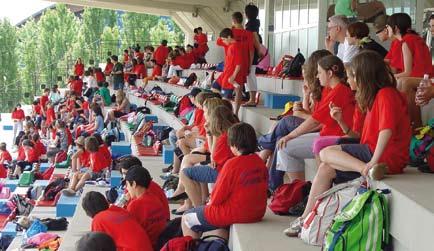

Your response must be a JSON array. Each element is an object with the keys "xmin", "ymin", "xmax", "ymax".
[
  {"xmin": 18, "ymin": 171, "xmax": 35, "ymax": 187},
  {"xmin": 323, "ymin": 189, "xmax": 390, "ymax": 251}
]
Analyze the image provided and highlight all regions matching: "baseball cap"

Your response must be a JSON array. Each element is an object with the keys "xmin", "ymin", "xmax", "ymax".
[
  {"xmin": 373, "ymin": 15, "xmax": 389, "ymax": 33},
  {"xmin": 188, "ymin": 87, "xmax": 202, "ymax": 97}
]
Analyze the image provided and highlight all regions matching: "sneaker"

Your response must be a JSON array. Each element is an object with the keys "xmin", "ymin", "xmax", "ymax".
[
  {"xmin": 283, "ymin": 217, "xmax": 303, "ymax": 237},
  {"xmin": 368, "ymin": 163, "xmax": 387, "ymax": 180},
  {"xmin": 160, "ymin": 172, "xmax": 177, "ymax": 180},
  {"xmin": 62, "ymin": 188, "xmax": 76, "ymax": 197}
]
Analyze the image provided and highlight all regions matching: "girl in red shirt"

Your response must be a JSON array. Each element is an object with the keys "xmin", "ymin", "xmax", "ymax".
[
  {"xmin": 63, "ymin": 136, "xmax": 111, "ymax": 196},
  {"xmin": 71, "ymin": 136, "xmax": 89, "ymax": 173},
  {"xmin": 14, "ymin": 139, "xmax": 39, "ymax": 177},
  {"xmin": 182, "ymin": 123, "xmax": 268, "ymax": 240},
  {"xmin": 0, "ymin": 143, "xmax": 12, "ymax": 178},
  {"xmin": 104, "ymin": 58, "xmax": 114, "ymax": 76},
  {"xmin": 11, "ymin": 104, "xmax": 25, "ymax": 146},
  {"xmin": 386, "ymin": 13, "xmax": 432, "ymax": 129},
  {"xmin": 44, "ymin": 102, "xmax": 55, "ymax": 128},
  {"xmin": 276, "ymin": 55, "xmax": 355, "ymax": 182},
  {"xmin": 74, "ymin": 58, "xmax": 84, "ymax": 77},
  {"xmin": 285, "ymin": 51, "xmax": 411, "ymax": 237}
]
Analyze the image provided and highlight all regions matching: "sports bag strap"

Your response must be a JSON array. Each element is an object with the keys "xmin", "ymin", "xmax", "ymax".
[
  {"xmin": 199, "ymin": 235, "xmax": 228, "ymax": 244},
  {"xmin": 315, "ymin": 177, "xmax": 364, "ymax": 200},
  {"xmin": 378, "ymin": 190, "xmax": 391, "ymax": 247}
]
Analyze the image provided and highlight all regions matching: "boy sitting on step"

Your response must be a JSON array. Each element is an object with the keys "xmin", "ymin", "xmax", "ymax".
[{"xmin": 182, "ymin": 122, "xmax": 268, "ymax": 240}]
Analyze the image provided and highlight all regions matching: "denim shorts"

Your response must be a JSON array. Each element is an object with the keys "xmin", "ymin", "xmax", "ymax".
[
  {"xmin": 184, "ymin": 206, "xmax": 218, "ymax": 233},
  {"xmin": 183, "ymin": 165, "xmax": 218, "ymax": 183},
  {"xmin": 334, "ymin": 144, "xmax": 372, "ymax": 184},
  {"xmin": 210, "ymin": 81, "xmax": 233, "ymax": 99}
]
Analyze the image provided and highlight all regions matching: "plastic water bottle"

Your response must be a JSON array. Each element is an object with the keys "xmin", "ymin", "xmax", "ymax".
[{"xmin": 115, "ymin": 194, "xmax": 128, "ymax": 208}]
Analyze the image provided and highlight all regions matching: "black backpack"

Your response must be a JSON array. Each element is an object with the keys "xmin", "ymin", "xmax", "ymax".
[
  {"xmin": 40, "ymin": 217, "xmax": 69, "ymax": 231},
  {"xmin": 184, "ymin": 73, "xmax": 197, "ymax": 87},
  {"xmin": 156, "ymin": 217, "xmax": 183, "ymax": 250},
  {"xmin": 156, "ymin": 127, "xmax": 173, "ymax": 142},
  {"xmin": 136, "ymin": 106, "xmax": 151, "ymax": 114},
  {"xmin": 42, "ymin": 178, "xmax": 68, "ymax": 201},
  {"xmin": 195, "ymin": 236, "xmax": 230, "ymax": 251},
  {"xmin": 283, "ymin": 48, "xmax": 305, "ymax": 77}
]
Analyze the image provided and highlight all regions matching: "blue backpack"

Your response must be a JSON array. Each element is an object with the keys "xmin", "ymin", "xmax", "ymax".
[{"xmin": 195, "ymin": 236, "xmax": 229, "ymax": 251}]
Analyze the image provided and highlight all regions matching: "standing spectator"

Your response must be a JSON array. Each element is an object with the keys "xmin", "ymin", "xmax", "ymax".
[
  {"xmin": 39, "ymin": 88, "xmax": 50, "ymax": 111},
  {"xmin": 74, "ymin": 58, "xmax": 85, "ymax": 77},
  {"xmin": 325, "ymin": 15, "xmax": 359, "ymax": 64},
  {"xmin": 152, "ymin": 40, "xmax": 170, "ymax": 77},
  {"xmin": 334, "ymin": 0, "xmax": 357, "ymax": 19},
  {"xmin": 104, "ymin": 58, "xmax": 114, "ymax": 85},
  {"xmin": 111, "ymin": 55, "xmax": 124, "ymax": 90},
  {"xmin": 49, "ymin": 85, "xmax": 62, "ymax": 106},
  {"xmin": 11, "ymin": 104, "xmax": 25, "ymax": 146}
]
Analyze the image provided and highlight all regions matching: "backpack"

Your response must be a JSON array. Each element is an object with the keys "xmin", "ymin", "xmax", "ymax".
[
  {"xmin": 195, "ymin": 236, "xmax": 230, "ymax": 251},
  {"xmin": 162, "ymin": 175, "xmax": 179, "ymax": 192},
  {"xmin": 42, "ymin": 178, "xmax": 68, "ymax": 201},
  {"xmin": 40, "ymin": 217, "xmax": 69, "ymax": 231},
  {"xmin": 282, "ymin": 49, "xmax": 305, "ymax": 78},
  {"xmin": 10, "ymin": 194, "xmax": 34, "ymax": 216},
  {"xmin": 160, "ymin": 236, "xmax": 195, "ymax": 251},
  {"xmin": 156, "ymin": 127, "xmax": 173, "ymax": 142},
  {"xmin": 300, "ymin": 177, "xmax": 364, "ymax": 246},
  {"xmin": 269, "ymin": 180, "xmax": 311, "ymax": 215},
  {"xmin": 156, "ymin": 217, "xmax": 183, "ymax": 251},
  {"xmin": 272, "ymin": 55, "xmax": 293, "ymax": 77},
  {"xmin": 184, "ymin": 73, "xmax": 197, "ymax": 87},
  {"xmin": 323, "ymin": 189, "xmax": 390, "ymax": 251},
  {"xmin": 409, "ymin": 118, "xmax": 434, "ymax": 171},
  {"xmin": 137, "ymin": 106, "xmax": 151, "ymax": 114},
  {"xmin": 174, "ymin": 95, "xmax": 193, "ymax": 117}
]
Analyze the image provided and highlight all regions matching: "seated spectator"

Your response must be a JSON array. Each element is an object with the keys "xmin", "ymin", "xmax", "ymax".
[
  {"xmin": 63, "ymin": 136, "xmax": 110, "ymax": 196},
  {"xmin": 167, "ymin": 50, "xmax": 185, "ymax": 78},
  {"xmin": 70, "ymin": 136, "xmax": 90, "ymax": 173},
  {"xmin": 46, "ymin": 120, "xmax": 69, "ymax": 163},
  {"xmin": 276, "ymin": 55, "xmax": 355, "ymax": 182},
  {"xmin": 182, "ymin": 123, "xmax": 268, "ymax": 240},
  {"xmin": 14, "ymin": 139, "xmax": 39, "ymax": 177},
  {"xmin": 285, "ymin": 51, "xmax": 411, "ymax": 237},
  {"xmin": 76, "ymin": 232, "xmax": 116, "ymax": 251},
  {"xmin": 94, "ymin": 82, "xmax": 112, "ymax": 107},
  {"xmin": 416, "ymin": 84, "xmax": 434, "ymax": 106},
  {"xmin": 0, "ymin": 143, "xmax": 12, "ymax": 178},
  {"xmin": 116, "ymin": 155, "xmax": 169, "ymax": 220},
  {"xmin": 325, "ymin": 15, "xmax": 359, "ymax": 64},
  {"xmin": 125, "ymin": 166, "xmax": 167, "ymax": 248},
  {"xmin": 32, "ymin": 133, "xmax": 46, "ymax": 159},
  {"xmin": 76, "ymin": 105, "xmax": 105, "ymax": 136},
  {"xmin": 81, "ymin": 191, "xmax": 153, "ymax": 251},
  {"xmin": 106, "ymin": 90, "xmax": 130, "ymax": 122},
  {"xmin": 346, "ymin": 22, "xmax": 387, "ymax": 58},
  {"xmin": 94, "ymin": 67, "xmax": 105, "ymax": 85}
]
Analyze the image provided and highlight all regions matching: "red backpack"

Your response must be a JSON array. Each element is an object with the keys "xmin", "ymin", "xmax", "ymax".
[
  {"xmin": 174, "ymin": 95, "xmax": 193, "ymax": 117},
  {"xmin": 160, "ymin": 236, "xmax": 195, "ymax": 251},
  {"xmin": 269, "ymin": 179, "xmax": 311, "ymax": 215}
]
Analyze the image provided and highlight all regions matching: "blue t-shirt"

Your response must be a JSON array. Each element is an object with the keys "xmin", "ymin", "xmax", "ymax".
[{"xmin": 95, "ymin": 115, "xmax": 104, "ymax": 133}]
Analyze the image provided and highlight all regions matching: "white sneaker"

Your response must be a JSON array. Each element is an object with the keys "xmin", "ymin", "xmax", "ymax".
[{"xmin": 283, "ymin": 217, "xmax": 303, "ymax": 237}]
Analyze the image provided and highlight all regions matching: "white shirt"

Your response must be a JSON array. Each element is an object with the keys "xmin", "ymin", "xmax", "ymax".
[
  {"xmin": 337, "ymin": 38, "xmax": 359, "ymax": 64},
  {"xmin": 83, "ymin": 76, "xmax": 97, "ymax": 88}
]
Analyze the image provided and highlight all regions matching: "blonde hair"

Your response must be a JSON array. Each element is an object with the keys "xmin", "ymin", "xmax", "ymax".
[
  {"xmin": 203, "ymin": 98, "xmax": 226, "ymax": 117},
  {"xmin": 208, "ymin": 106, "xmax": 238, "ymax": 136},
  {"xmin": 116, "ymin": 89, "xmax": 125, "ymax": 105}
]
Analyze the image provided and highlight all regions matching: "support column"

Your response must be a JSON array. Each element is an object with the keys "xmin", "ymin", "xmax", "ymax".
[{"xmin": 317, "ymin": 0, "xmax": 328, "ymax": 50}]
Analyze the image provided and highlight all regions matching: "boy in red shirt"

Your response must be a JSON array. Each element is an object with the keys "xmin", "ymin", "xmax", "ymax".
[
  {"xmin": 0, "ymin": 143, "xmax": 12, "ymax": 178},
  {"xmin": 82, "ymin": 191, "xmax": 153, "ymax": 251},
  {"xmin": 152, "ymin": 40, "xmax": 169, "ymax": 77},
  {"xmin": 71, "ymin": 76, "xmax": 83, "ymax": 96},
  {"xmin": 63, "ymin": 136, "xmax": 111, "ymax": 196},
  {"xmin": 104, "ymin": 58, "xmax": 114, "ymax": 76},
  {"xmin": 32, "ymin": 133, "xmax": 46, "ymax": 158},
  {"xmin": 214, "ymin": 28, "xmax": 248, "ymax": 115},
  {"xmin": 40, "ymin": 88, "xmax": 50, "ymax": 111},
  {"xmin": 125, "ymin": 167, "xmax": 167, "ymax": 248},
  {"xmin": 182, "ymin": 122, "xmax": 268, "ymax": 240}
]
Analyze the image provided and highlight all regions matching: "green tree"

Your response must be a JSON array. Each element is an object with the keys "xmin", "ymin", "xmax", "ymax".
[
  {"xmin": 17, "ymin": 19, "xmax": 39, "ymax": 104},
  {"xmin": 101, "ymin": 26, "xmax": 121, "ymax": 59},
  {"xmin": 121, "ymin": 12, "xmax": 159, "ymax": 48},
  {"xmin": 0, "ymin": 18, "xmax": 19, "ymax": 112}
]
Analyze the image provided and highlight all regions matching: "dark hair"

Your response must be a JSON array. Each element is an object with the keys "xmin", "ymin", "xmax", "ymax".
[
  {"xmin": 387, "ymin": 13, "xmax": 417, "ymax": 36},
  {"xmin": 161, "ymin": 40, "xmax": 168, "ymax": 46},
  {"xmin": 351, "ymin": 51, "xmax": 396, "ymax": 112},
  {"xmin": 232, "ymin": 12, "xmax": 243, "ymax": 24},
  {"xmin": 318, "ymin": 55, "xmax": 346, "ymax": 83},
  {"xmin": 76, "ymin": 232, "xmax": 116, "ymax": 251},
  {"xmin": 103, "ymin": 82, "xmax": 109, "ymax": 88},
  {"xmin": 0, "ymin": 143, "xmax": 7, "ymax": 151},
  {"xmin": 22, "ymin": 139, "xmax": 34, "ymax": 148},
  {"xmin": 116, "ymin": 155, "xmax": 142, "ymax": 170},
  {"xmin": 92, "ymin": 105, "xmax": 103, "ymax": 117},
  {"xmin": 125, "ymin": 166, "xmax": 152, "ymax": 189},
  {"xmin": 111, "ymin": 55, "xmax": 118, "ymax": 62},
  {"xmin": 85, "ymin": 136, "xmax": 99, "ymax": 152},
  {"xmin": 81, "ymin": 191, "xmax": 109, "ymax": 218},
  {"xmin": 228, "ymin": 122, "xmax": 257, "ymax": 155},
  {"xmin": 44, "ymin": 88, "xmax": 50, "ymax": 93},
  {"xmin": 31, "ymin": 133, "xmax": 40, "ymax": 142},
  {"xmin": 245, "ymin": 3, "xmax": 259, "ymax": 20},
  {"xmin": 106, "ymin": 58, "xmax": 111, "ymax": 63},
  {"xmin": 302, "ymin": 49, "xmax": 333, "ymax": 101},
  {"xmin": 219, "ymin": 28, "xmax": 233, "ymax": 38},
  {"xmin": 197, "ymin": 27, "xmax": 203, "ymax": 31},
  {"xmin": 93, "ymin": 133, "xmax": 104, "ymax": 145},
  {"xmin": 193, "ymin": 28, "xmax": 198, "ymax": 34},
  {"xmin": 347, "ymin": 22, "xmax": 370, "ymax": 39},
  {"xmin": 430, "ymin": 14, "xmax": 434, "ymax": 21}
]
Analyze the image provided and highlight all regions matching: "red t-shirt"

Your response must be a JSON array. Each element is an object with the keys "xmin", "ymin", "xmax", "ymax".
[
  {"xmin": 92, "ymin": 205, "xmax": 153, "ymax": 251},
  {"xmin": 133, "ymin": 64, "xmax": 147, "ymax": 78},
  {"xmin": 352, "ymin": 106, "xmax": 366, "ymax": 134},
  {"xmin": 204, "ymin": 154, "xmax": 268, "ymax": 227},
  {"xmin": 33, "ymin": 104, "xmax": 42, "ymax": 115},
  {"xmin": 25, "ymin": 148, "xmax": 39, "ymax": 162},
  {"xmin": 17, "ymin": 147, "xmax": 25, "ymax": 161},
  {"xmin": 126, "ymin": 192, "xmax": 167, "ymax": 247},
  {"xmin": 148, "ymin": 181, "xmax": 170, "ymax": 220},
  {"xmin": 40, "ymin": 95, "xmax": 49, "ymax": 110},
  {"xmin": 99, "ymin": 144, "xmax": 112, "ymax": 164},
  {"xmin": 385, "ymin": 39, "xmax": 403, "ymax": 73},
  {"xmin": 72, "ymin": 79, "xmax": 83, "ymax": 96},
  {"xmin": 79, "ymin": 150, "xmax": 90, "ymax": 167},
  {"xmin": 402, "ymin": 33, "xmax": 432, "ymax": 77},
  {"xmin": 232, "ymin": 28, "xmax": 254, "ymax": 68},
  {"xmin": 195, "ymin": 33, "xmax": 209, "ymax": 57},
  {"xmin": 360, "ymin": 87, "xmax": 411, "ymax": 174},
  {"xmin": 104, "ymin": 62, "xmax": 114, "ymax": 75},
  {"xmin": 123, "ymin": 54, "xmax": 129, "ymax": 62},
  {"xmin": 34, "ymin": 140, "xmax": 46, "ymax": 156},
  {"xmin": 74, "ymin": 63, "xmax": 84, "ymax": 76},
  {"xmin": 12, "ymin": 109, "xmax": 25, "ymax": 120},
  {"xmin": 312, "ymin": 83, "xmax": 355, "ymax": 136},
  {"xmin": 0, "ymin": 151, "xmax": 12, "ymax": 163},
  {"xmin": 46, "ymin": 108, "xmax": 55, "ymax": 126},
  {"xmin": 90, "ymin": 150, "xmax": 110, "ymax": 173},
  {"xmin": 221, "ymin": 42, "xmax": 248, "ymax": 90},
  {"xmin": 180, "ymin": 53, "xmax": 195, "ymax": 69},
  {"xmin": 154, "ymin": 45, "xmax": 169, "ymax": 66},
  {"xmin": 81, "ymin": 101, "xmax": 89, "ymax": 112},
  {"xmin": 95, "ymin": 71, "xmax": 105, "ymax": 83},
  {"xmin": 213, "ymin": 132, "xmax": 234, "ymax": 172},
  {"xmin": 193, "ymin": 109, "xmax": 206, "ymax": 136}
]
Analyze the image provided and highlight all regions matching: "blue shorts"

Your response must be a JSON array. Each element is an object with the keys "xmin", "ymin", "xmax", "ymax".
[
  {"xmin": 184, "ymin": 206, "xmax": 218, "ymax": 233},
  {"xmin": 211, "ymin": 81, "xmax": 234, "ymax": 99},
  {"xmin": 183, "ymin": 165, "xmax": 218, "ymax": 183},
  {"xmin": 334, "ymin": 144, "xmax": 372, "ymax": 184}
]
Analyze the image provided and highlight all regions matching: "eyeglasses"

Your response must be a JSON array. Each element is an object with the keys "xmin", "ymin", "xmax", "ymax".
[
  {"xmin": 327, "ymin": 25, "xmax": 338, "ymax": 30},
  {"xmin": 375, "ymin": 28, "xmax": 386, "ymax": 34}
]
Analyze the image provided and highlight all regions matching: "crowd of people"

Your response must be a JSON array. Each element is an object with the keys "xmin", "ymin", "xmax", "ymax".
[{"xmin": 3, "ymin": 1, "xmax": 434, "ymax": 250}]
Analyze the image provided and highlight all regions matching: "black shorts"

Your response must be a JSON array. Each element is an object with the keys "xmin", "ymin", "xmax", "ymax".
[
  {"xmin": 334, "ymin": 144, "xmax": 372, "ymax": 184},
  {"xmin": 113, "ymin": 110, "xmax": 127, "ymax": 118}
]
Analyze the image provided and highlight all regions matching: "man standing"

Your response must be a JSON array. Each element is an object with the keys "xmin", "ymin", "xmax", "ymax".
[{"xmin": 111, "ymin": 55, "xmax": 124, "ymax": 90}]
